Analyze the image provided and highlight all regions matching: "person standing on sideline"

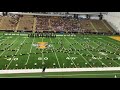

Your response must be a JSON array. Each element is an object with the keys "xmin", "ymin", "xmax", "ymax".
[{"xmin": 42, "ymin": 66, "xmax": 46, "ymax": 73}]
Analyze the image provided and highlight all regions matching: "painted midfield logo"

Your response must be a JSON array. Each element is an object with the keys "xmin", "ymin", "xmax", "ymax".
[{"xmin": 33, "ymin": 42, "xmax": 53, "ymax": 49}]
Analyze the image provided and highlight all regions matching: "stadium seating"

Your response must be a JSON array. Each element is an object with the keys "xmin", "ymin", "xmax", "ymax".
[
  {"xmin": 50, "ymin": 16, "xmax": 65, "ymax": 32},
  {"xmin": 80, "ymin": 20, "xmax": 94, "ymax": 33},
  {"xmin": 103, "ymin": 20, "xmax": 116, "ymax": 33},
  {"xmin": 90, "ymin": 20, "xmax": 112, "ymax": 33},
  {"xmin": 17, "ymin": 15, "xmax": 34, "ymax": 32},
  {"xmin": 0, "ymin": 15, "xmax": 19, "ymax": 31},
  {"xmin": 0, "ymin": 15, "xmax": 116, "ymax": 34},
  {"xmin": 36, "ymin": 16, "xmax": 50, "ymax": 32}
]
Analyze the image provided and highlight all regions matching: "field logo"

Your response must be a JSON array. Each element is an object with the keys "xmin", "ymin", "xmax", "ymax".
[
  {"xmin": 33, "ymin": 42, "xmax": 49, "ymax": 49},
  {"xmin": 37, "ymin": 42, "xmax": 48, "ymax": 49},
  {"xmin": 33, "ymin": 42, "xmax": 53, "ymax": 49},
  {"xmin": 110, "ymin": 36, "xmax": 120, "ymax": 41}
]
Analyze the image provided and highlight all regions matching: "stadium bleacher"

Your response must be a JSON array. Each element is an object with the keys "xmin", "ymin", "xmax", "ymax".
[
  {"xmin": 0, "ymin": 15, "xmax": 19, "ymax": 31},
  {"xmin": 0, "ymin": 13, "xmax": 117, "ymax": 34},
  {"xmin": 17, "ymin": 15, "xmax": 34, "ymax": 32}
]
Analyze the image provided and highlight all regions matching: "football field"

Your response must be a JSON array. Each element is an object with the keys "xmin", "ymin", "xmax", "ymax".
[{"xmin": 0, "ymin": 32, "xmax": 120, "ymax": 71}]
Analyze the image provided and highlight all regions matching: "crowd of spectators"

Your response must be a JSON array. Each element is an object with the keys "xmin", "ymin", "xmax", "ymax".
[
  {"xmin": 0, "ymin": 14, "xmax": 20, "ymax": 30},
  {"xmin": 0, "ymin": 14, "xmax": 113, "ymax": 34},
  {"xmin": 36, "ymin": 16, "xmax": 50, "ymax": 32},
  {"xmin": 35, "ymin": 16, "xmax": 93, "ymax": 33}
]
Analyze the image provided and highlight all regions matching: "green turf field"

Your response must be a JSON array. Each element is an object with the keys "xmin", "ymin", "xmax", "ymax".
[
  {"xmin": 0, "ymin": 32, "xmax": 120, "ymax": 70},
  {"xmin": 0, "ymin": 71, "xmax": 120, "ymax": 78}
]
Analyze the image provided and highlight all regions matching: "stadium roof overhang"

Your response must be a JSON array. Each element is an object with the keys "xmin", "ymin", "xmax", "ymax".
[
  {"xmin": 68, "ymin": 12, "xmax": 108, "ymax": 15},
  {"xmin": 8, "ymin": 12, "xmax": 67, "ymax": 16},
  {"xmin": 8, "ymin": 12, "xmax": 108, "ymax": 16}
]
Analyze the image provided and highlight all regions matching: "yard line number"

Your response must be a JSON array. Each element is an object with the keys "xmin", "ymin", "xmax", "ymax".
[
  {"xmin": 38, "ymin": 57, "xmax": 48, "ymax": 60},
  {"xmin": 5, "ymin": 57, "xmax": 18, "ymax": 61},
  {"xmin": 66, "ymin": 57, "xmax": 77, "ymax": 60}
]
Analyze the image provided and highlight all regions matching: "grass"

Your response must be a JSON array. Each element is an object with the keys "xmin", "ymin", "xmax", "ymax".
[
  {"xmin": 0, "ymin": 32, "xmax": 120, "ymax": 78},
  {"xmin": 0, "ymin": 33, "xmax": 120, "ymax": 69},
  {"xmin": 0, "ymin": 71, "xmax": 120, "ymax": 78}
]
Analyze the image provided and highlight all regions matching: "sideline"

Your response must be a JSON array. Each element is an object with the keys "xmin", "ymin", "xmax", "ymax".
[
  {"xmin": 0, "ymin": 67, "xmax": 120, "ymax": 74},
  {"xmin": 4, "ymin": 34, "xmax": 76, "ymax": 37}
]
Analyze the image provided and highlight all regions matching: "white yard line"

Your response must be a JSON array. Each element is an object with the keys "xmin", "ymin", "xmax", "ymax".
[
  {"xmin": 0, "ymin": 37, "xmax": 19, "ymax": 57},
  {"xmin": 50, "ymin": 38, "xmax": 61, "ymax": 68},
  {"xmin": 64, "ymin": 47, "xmax": 77, "ymax": 67},
  {"xmin": 90, "ymin": 20, "xmax": 98, "ymax": 32},
  {"xmin": 6, "ymin": 38, "xmax": 28, "ymax": 69},
  {"xmin": 59, "ymin": 37, "xmax": 77, "ymax": 68},
  {"xmin": 94, "ymin": 38, "xmax": 120, "ymax": 66},
  {"xmin": 0, "ymin": 38, "xmax": 12, "ymax": 57},
  {"xmin": 83, "ymin": 39, "xmax": 108, "ymax": 67},
  {"xmin": 102, "ymin": 38, "xmax": 120, "ymax": 49},
  {"xmin": 42, "ymin": 37, "xmax": 44, "ymax": 64},
  {"xmin": 91, "ymin": 39, "xmax": 120, "ymax": 66},
  {"xmin": 25, "ymin": 37, "xmax": 35, "ymax": 65},
  {"xmin": 0, "ymin": 38, "xmax": 9, "ymax": 45},
  {"xmin": 107, "ymin": 37, "xmax": 120, "ymax": 47},
  {"xmin": 64, "ymin": 37, "xmax": 92, "ymax": 67},
  {"xmin": 74, "ymin": 37, "xmax": 108, "ymax": 67}
]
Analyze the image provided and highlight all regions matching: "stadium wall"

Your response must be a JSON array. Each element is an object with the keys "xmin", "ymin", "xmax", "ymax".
[
  {"xmin": 78, "ymin": 14, "xmax": 99, "ymax": 19},
  {"xmin": 0, "ymin": 12, "xmax": 3, "ymax": 15},
  {"xmin": 0, "ymin": 67, "xmax": 120, "ymax": 74},
  {"xmin": 104, "ymin": 12, "xmax": 120, "ymax": 33}
]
